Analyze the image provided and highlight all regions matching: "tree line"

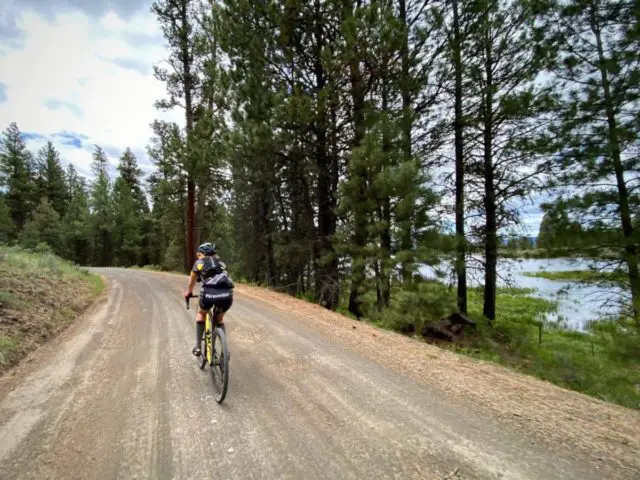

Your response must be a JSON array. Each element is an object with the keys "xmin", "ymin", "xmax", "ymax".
[
  {"xmin": 0, "ymin": 123, "xmax": 151, "ymax": 267},
  {"xmin": 2, "ymin": 0, "xmax": 638, "ymax": 327}
]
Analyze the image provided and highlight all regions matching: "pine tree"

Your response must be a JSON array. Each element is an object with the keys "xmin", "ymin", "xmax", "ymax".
[
  {"xmin": 0, "ymin": 195, "xmax": 15, "ymax": 243},
  {"xmin": 465, "ymin": 0, "xmax": 556, "ymax": 322},
  {"xmin": 218, "ymin": 0, "xmax": 281, "ymax": 285},
  {"xmin": 148, "ymin": 120, "xmax": 188, "ymax": 270},
  {"xmin": 0, "ymin": 123, "xmax": 35, "ymax": 231},
  {"xmin": 35, "ymin": 141, "xmax": 67, "ymax": 217},
  {"xmin": 541, "ymin": 0, "xmax": 640, "ymax": 323},
  {"xmin": 116, "ymin": 148, "xmax": 147, "ymax": 210},
  {"xmin": 112, "ymin": 149, "xmax": 146, "ymax": 266},
  {"xmin": 20, "ymin": 198, "xmax": 63, "ymax": 253},
  {"xmin": 63, "ymin": 164, "xmax": 90, "ymax": 265},
  {"xmin": 88, "ymin": 146, "xmax": 114, "ymax": 266},
  {"xmin": 443, "ymin": 0, "xmax": 478, "ymax": 314},
  {"xmin": 537, "ymin": 203, "xmax": 583, "ymax": 250},
  {"xmin": 152, "ymin": 0, "xmax": 199, "ymax": 271}
]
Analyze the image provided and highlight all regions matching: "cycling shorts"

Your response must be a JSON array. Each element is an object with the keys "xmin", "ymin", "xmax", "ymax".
[{"xmin": 199, "ymin": 285, "xmax": 233, "ymax": 313}]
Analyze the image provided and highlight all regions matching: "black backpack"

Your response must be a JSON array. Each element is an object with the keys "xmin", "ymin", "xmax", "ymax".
[{"xmin": 201, "ymin": 257, "xmax": 234, "ymax": 289}]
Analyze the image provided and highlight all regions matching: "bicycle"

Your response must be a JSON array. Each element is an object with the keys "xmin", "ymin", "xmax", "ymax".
[{"xmin": 186, "ymin": 293, "xmax": 230, "ymax": 404}]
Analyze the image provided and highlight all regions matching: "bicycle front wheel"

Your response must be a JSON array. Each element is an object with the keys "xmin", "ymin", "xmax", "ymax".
[{"xmin": 210, "ymin": 327, "xmax": 229, "ymax": 403}]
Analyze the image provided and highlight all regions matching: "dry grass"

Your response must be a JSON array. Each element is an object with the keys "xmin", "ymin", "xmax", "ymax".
[
  {"xmin": 236, "ymin": 284, "xmax": 640, "ymax": 477},
  {"xmin": 0, "ymin": 247, "xmax": 105, "ymax": 373}
]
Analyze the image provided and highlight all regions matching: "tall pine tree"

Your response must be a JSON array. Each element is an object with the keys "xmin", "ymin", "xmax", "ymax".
[
  {"xmin": 88, "ymin": 146, "xmax": 114, "ymax": 266},
  {"xmin": 0, "ymin": 123, "xmax": 34, "ymax": 232},
  {"xmin": 63, "ymin": 164, "xmax": 91, "ymax": 265},
  {"xmin": 542, "ymin": 0, "xmax": 640, "ymax": 323},
  {"xmin": 35, "ymin": 141, "xmax": 67, "ymax": 217}
]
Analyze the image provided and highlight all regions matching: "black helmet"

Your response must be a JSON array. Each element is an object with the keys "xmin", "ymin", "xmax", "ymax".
[{"xmin": 197, "ymin": 242, "xmax": 217, "ymax": 256}]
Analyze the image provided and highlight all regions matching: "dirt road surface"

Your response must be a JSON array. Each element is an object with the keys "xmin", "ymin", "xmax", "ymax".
[{"xmin": 0, "ymin": 269, "xmax": 638, "ymax": 479}]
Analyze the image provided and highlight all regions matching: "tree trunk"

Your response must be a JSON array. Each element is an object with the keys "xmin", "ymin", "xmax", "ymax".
[
  {"xmin": 482, "ymin": 18, "xmax": 497, "ymax": 323},
  {"xmin": 398, "ymin": 0, "xmax": 413, "ymax": 285},
  {"xmin": 591, "ymin": 6, "xmax": 640, "ymax": 323},
  {"xmin": 194, "ymin": 183, "xmax": 208, "ymax": 249},
  {"xmin": 452, "ymin": 0, "xmax": 468, "ymax": 314},
  {"xmin": 314, "ymin": 0, "xmax": 340, "ymax": 310},
  {"xmin": 380, "ymin": 53, "xmax": 391, "ymax": 308},
  {"xmin": 180, "ymin": 0, "xmax": 196, "ymax": 271},
  {"xmin": 186, "ymin": 179, "xmax": 195, "ymax": 270},
  {"xmin": 347, "ymin": 1, "xmax": 367, "ymax": 319},
  {"xmin": 259, "ymin": 182, "xmax": 276, "ymax": 286}
]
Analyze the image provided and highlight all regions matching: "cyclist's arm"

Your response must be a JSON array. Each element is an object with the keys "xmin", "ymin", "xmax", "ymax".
[{"xmin": 186, "ymin": 271, "xmax": 198, "ymax": 296}]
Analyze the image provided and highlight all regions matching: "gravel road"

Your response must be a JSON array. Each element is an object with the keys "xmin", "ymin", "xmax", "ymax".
[{"xmin": 0, "ymin": 269, "xmax": 638, "ymax": 480}]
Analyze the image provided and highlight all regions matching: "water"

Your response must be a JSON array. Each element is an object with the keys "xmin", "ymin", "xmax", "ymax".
[{"xmin": 419, "ymin": 258, "xmax": 628, "ymax": 330}]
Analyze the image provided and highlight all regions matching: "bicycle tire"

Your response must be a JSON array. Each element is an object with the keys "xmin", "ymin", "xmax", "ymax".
[{"xmin": 210, "ymin": 327, "xmax": 229, "ymax": 404}]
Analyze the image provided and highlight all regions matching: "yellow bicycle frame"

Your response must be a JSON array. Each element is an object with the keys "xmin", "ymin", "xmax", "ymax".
[{"xmin": 205, "ymin": 311, "xmax": 213, "ymax": 364}]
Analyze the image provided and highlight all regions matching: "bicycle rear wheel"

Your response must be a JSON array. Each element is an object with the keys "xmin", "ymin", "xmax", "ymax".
[{"xmin": 210, "ymin": 327, "xmax": 229, "ymax": 403}]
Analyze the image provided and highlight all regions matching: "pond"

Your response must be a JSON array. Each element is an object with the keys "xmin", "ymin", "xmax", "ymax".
[{"xmin": 419, "ymin": 258, "xmax": 628, "ymax": 331}]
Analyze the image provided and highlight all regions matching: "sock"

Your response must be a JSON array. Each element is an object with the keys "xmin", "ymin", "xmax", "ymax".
[{"xmin": 196, "ymin": 322, "xmax": 205, "ymax": 349}]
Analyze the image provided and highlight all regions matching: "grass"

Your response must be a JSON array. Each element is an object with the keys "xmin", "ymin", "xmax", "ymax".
[
  {"xmin": 500, "ymin": 247, "xmax": 622, "ymax": 260},
  {"xmin": 523, "ymin": 269, "xmax": 626, "ymax": 284},
  {"xmin": 456, "ymin": 287, "xmax": 638, "ymax": 408},
  {"xmin": 449, "ymin": 289, "xmax": 638, "ymax": 409},
  {"xmin": 0, "ymin": 245, "xmax": 105, "ymax": 371}
]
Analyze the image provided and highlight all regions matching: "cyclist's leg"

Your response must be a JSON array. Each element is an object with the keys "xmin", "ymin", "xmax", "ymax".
[
  {"xmin": 213, "ymin": 307, "xmax": 225, "ymax": 331},
  {"xmin": 193, "ymin": 297, "xmax": 208, "ymax": 356}
]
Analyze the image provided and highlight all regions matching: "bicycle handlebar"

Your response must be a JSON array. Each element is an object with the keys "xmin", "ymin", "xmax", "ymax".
[{"xmin": 185, "ymin": 293, "xmax": 196, "ymax": 310}]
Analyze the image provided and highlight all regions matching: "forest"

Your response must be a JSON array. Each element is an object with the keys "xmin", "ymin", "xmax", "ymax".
[{"xmin": 1, "ymin": 0, "xmax": 638, "ymax": 334}]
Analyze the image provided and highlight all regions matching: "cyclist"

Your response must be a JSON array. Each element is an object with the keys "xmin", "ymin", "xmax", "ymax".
[{"xmin": 184, "ymin": 242, "xmax": 234, "ymax": 357}]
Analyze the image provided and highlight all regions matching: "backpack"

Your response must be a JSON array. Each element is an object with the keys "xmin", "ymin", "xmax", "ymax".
[{"xmin": 201, "ymin": 257, "xmax": 234, "ymax": 289}]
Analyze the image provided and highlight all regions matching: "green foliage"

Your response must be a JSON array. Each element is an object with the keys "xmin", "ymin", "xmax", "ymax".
[
  {"xmin": 34, "ymin": 141, "xmax": 67, "ymax": 217},
  {"xmin": 0, "ymin": 123, "xmax": 35, "ymax": 231},
  {"xmin": 0, "ymin": 334, "xmax": 20, "ymax": 369},
  {"xmin": 19, "ymin": 198, "xmax": 63, "ymax": 254},
  {"xmin": 366, "ymin": 280, "xmax": 457, "ymax": 334},
  {"xmin": 0, "ymin": 244, "xmax": 97, "ymax": 280},
  {"xmin": 112, "ymin": 149, "xmax": 147, "ymax": 266},
  {"xmin": 88, "ymin": 146, "xmax": 114, "ymax": 266},
  {"xmin": 539, "ymin": 0, "xmax": 640, "ymax": 321},
  {"xmin": 62, "ymin": 164, "xmax": 91, "ymax": 265},
  {"xmin": 0, "ymin": 196, "xmax": 15, "ymax": 243}
]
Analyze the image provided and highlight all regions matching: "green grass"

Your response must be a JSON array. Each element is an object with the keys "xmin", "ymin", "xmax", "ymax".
[
  {"xmin": 523, "ymin": 269, "xmax": 626, "ymax": 284},
  {"xmin": 0, "ymin": 245, "xmax": 101, "ymax": 281},
  {"xmin": 0, "ymin": 290, "xmax": 29, "ymax": 310},
  {"xmin": 0, "ymin": 334, "xmax": 20, "ymax": 368},
  {"xmin": 456, "ymin": 289, "xmax": 638, "ymax": 409}
]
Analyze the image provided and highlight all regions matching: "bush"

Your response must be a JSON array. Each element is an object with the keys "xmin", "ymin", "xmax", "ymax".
[{"xmin": 363, "ymin": 280, "xmax": 456, "ymax": 335}]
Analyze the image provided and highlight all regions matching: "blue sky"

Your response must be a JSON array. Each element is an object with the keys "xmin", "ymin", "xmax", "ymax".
[{"xmin": 0, "ymin": 0, "xmax": 180, "ymax": 177}]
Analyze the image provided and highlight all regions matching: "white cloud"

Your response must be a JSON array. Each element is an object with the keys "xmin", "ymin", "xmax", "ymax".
[{"xmin": 0, "ymin": 6, "xmax": 181, "ymax": 178}]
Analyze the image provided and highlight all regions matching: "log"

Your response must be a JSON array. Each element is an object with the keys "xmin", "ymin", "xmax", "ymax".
[{"xmin": 422, "ymin": 312, "xmax": 476, "ymax": 342}]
